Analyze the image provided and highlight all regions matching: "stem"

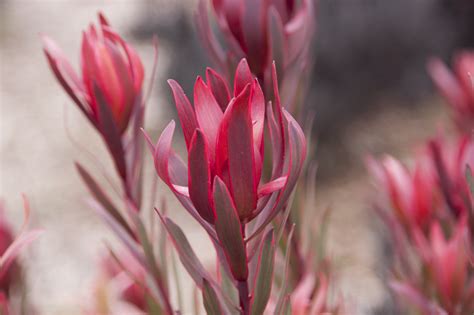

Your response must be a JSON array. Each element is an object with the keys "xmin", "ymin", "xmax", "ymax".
[
  {"xmin": 238, "ymin": 280, "xmax": 250, "ymax": 315},
  {"xmin": 238, "ymin": 225, "xmax": 250, "ymax": 315}
]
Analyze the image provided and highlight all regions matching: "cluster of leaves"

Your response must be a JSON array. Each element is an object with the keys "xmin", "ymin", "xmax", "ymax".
[{"xmin": 370, "ymin": 53, "xmax": 474, "ymax": 314}]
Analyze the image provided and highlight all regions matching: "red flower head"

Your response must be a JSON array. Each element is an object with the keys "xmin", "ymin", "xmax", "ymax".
[
  {"xmin": 369, "ymin": 153, "xmax": 438, "ymax": 231},
  {"xmin": 413, "ymin": 220, "xmax": 472, "ymax": 312},
  {"xmin": 42, "ymin": 13, "xmax": 144, "ymax": 134},
  {"xmin": 196, "ymin": 0, "xmax": 315, "ymax": 108},
  {"xmin": 428, "ymin": 52, "xmax": 474, "ymax": 133},
  {"xmin": 146, "ymin": 60, "xmax": 305, "ymax": 287},
  {"xmin": 149, "ymin": 59, "xmax": 306, "ymax": 225}
]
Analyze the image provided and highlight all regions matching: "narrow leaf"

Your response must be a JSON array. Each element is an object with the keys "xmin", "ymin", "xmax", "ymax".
[
  {"xmin": 76, "ymin": 162, "xmax": 134, "ymax": 238},
  {"xmin": 251, "ymin": 228, "xmax": 275, "ymax": 315},
  {"xmin": 274, "ymin": 225, "xmax": 295, "ymax": 314},
  {"xmin": 202, "ymin": 279, "xmax": 223, "ymax": 315},
  {"xmin": 168, "ymin": 79, "xmax": 198, "ymax": 148},
  {"xmin": 213, "ymin": 177, "xmax": 248, "ymax": 281},
  {"xmin": 157, "ymin": 211, "xmax": 209, "ymax": 288}
]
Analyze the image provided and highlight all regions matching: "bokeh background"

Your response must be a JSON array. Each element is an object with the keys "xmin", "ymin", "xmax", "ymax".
[{"xmin": 1, "ymin": 0, "xmax": 473, "ymax": 314}]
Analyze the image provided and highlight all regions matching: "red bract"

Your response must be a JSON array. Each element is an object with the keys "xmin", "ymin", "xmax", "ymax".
[
  {"xmin": 196, "ymin": 0, "xmax": 315, "ymax": 109},
  {"xmin": 42, "ymin": 13, "xmax": 144, "ymax": 134},
  {"xmin": 428, "ymin": 52, "xmax": 474, "ymax": 133},
  {"xmin": 369, "ymin": 153, "xmax": 438, "ymax": 231},
  {"xmin": 413, "ymin": 220, "xmax": 472, "ymax": 314}
]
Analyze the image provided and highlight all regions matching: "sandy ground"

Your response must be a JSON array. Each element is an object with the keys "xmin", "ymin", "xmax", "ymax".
[{"xmin": 0, "ymin": 1, "xmax": 450, "ymax": 314}]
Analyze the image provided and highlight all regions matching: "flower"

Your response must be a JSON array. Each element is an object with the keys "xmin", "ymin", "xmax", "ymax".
[
  {"xmin": 196, "ymin": 0, "xmax": 315, "ymax": 109},
  {"xmin": 428, "ymin": 52, "xmax": 474, "ymax": 132},
  {"xmin": 42, "ymin": 12, "xmax": 144, "ymax": 134},
  {"xmin": 150, "ymin": 59, "xmax": 306, "ymax": 226},
  {"xmin": 146, "ymin": 59, "xmax": 306, "ymax": 300},
  {"xmin": 369, "ymin": 153, "xmax": 438, "ymax": 230}
]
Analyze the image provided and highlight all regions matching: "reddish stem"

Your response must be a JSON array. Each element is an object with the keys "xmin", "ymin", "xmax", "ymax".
[{"xmin": 238, "ymin": 225, "xmax": 251, "ymax": 315}]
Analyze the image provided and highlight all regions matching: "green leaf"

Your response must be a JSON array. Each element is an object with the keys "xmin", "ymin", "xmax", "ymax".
[
  {"xmin": 273, "ymin": 225, "xmax": 295, "ymax": 314},
  {"xmin": 213, "ymin": 177, "xmax": 248, "ymax": 281},
  {"xmin": 157, "ymin": 210, "xmax": 209, "ymax": 288},
  {"xmin": 202, "ymin": 279, "xmax": 222, "ymax": 315},
  {"xmin": 251, "ymin": 228, "xmax": 275, "ymax": 315},
  {"xmin": 76, "ymin": 162, "xmax": 134, "ymax": 238}
]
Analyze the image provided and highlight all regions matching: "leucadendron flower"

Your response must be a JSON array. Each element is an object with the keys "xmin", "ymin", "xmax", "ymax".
[
  {"xmin": 42, "ymin": 12, "xmax": 144, "ymax": 134},
  {"xmin": 196, "ymin": 0, "xmax": 315, "ymax": 111},
  {"xmin": 145, "ymin": 59, "xmax": 306, "ymax": 314}
]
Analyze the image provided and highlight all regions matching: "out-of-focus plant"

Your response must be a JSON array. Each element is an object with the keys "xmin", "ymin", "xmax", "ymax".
[
  {"xmin": 0, "ymin": 196, "xmax": 43, "ymax": 315},
  {"xmin": 42, "ymin": 13, "xmax": 177, "ymax": 314},
  {"xmin": 145, "ymin": 59, "xmax": 306, "ymax": 314},
  {"xmin": 195, "ymin": 0, "xmax": 316, "ymax": 113},
  {"xmin": 428, "ymin": 52, "xmax": 474, "ymax": 133},
  {"xmin": 370, "ymin": 134, "xmax": 474, "ymax": 315}
]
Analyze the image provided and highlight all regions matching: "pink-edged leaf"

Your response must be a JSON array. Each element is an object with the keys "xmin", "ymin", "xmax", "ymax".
[
  {"xmin": 258, "ymin": 176, "xmax": 287, "ymax": 197},
  {"xmin": 195, "ymin": 0, "xmax": 227, "ymax": 71},
  {"xmin": 285, "ymin": 0, "xmax": 313, "ymax": 65},
  {"xmin": 168, "ymin": 79, "xmax": 198, "ymax": 149},
  {"xmin": 251, "ymin": 79, "xmax": 265, "ymax": 155},
  {"xmin": 93, "ymin": 84, "xmax": 127, "ymax": 180},
  {"xmin": 213, "ymin": 177, "xmax": 248, "ymax": 281},
  {"xmin": 188, "ymin": 129, "xmax": 215, "ymax": 223},
  {"xmin": 206, "ymin": 68, "xmax": 231, "ymax": 112},
  {"xmin": 427, "ymin": 57, "xmax": 466, "ymax": 112},
  {"xmin": 153, "ymin": 121, "xmax": 176, "ymax": 185},
  {"xmin": 274, "ymin": 225, "xmax": 295, "ymax": 314},
  {"xmin": 234, "ymin": 59, "xmax": 253, "ymax": 96},
  {"xmin": 0, "ymin": 229, "xmax": 43, "ymax": 276},
  {"xmin": 226, "ymin": 84, "xmax": 258, "ymax": 219},
  {"xmin": 202, "ymin": 278, "xmax": 223, "ymax": 315},
  {"xmin": 42, "ymin": 36, "xmax": 96, "ymax": 128},
  {"xmin": 194, "ymin": 77, "xmax": 224, "ymax": 160},
  {"xmin": 156, "ymin": 211, "xmax": 209, "ymax": 288},
  {"xmin": 75, "ymin": 162, "xmax": 134, "ymax": 238},
  {"xmin": 251, "ymin": 228, "xmax": 275, "ymax": 315},
  {"xmin": 268, "ymin": 6, "xmax": 286, "ymax": 79}
]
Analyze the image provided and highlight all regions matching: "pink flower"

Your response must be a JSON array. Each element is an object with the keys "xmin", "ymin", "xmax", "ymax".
[
  {"xmin": 428, "ymin": 52, "xmax": 474, "ymax": 132},
  {"xmin": 149, "ymin": 59, "xmax": 306, "ymax": 225},
  {"xmin": 146, "ymin": 60, "xmax": 306, "ymax": 299},
  {"xmin": 42, "ymin": 13, "xmax": 144, "ymax": 134},
  {"xmin": 369, "ymin": 153, "xmax": 438, "ymax": 230},
  {"xmin": 196, "ymin": 0, "xmax": 315, "ymax": 108},
  {"xmin": 414, "ymin": 220, "xmax": 471, "ymax": 312}
]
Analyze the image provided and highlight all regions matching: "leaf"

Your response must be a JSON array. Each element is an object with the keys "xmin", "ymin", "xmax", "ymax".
[
  {"xmin": 93, "ymin": 84, "xmax": 127, "ymax": 180},
  {"xmin": 168, "ymin": 79, "xmax": 198, "ymax": 149},
  {"xmin": 75, "ymin": 162, "xmax": 134, "ymax": 238},
  {"xmin": 157, "ymin": 210, "xmax": 209, "ymax": 288},
  {"xmin": 188, "ymin": 129, "xmax": 215, "ymax": 223},
  {"xmin": 0, "ymin": 229, "xmax": 43, "ymax": 275},
  {"xmin": 213, "ymin": 177, "xmax": 248, "ymax": 281},
  {"xmin": 233, "ymin": 59, "xmax": 253, "ymax": 96},
  {"xmin": 273, "ymin": 225, "xmax": 295, "ymax": 314},
  {"xmin": 194, "ymin": 77, "xmax": 223, "ymax": 159},
  {"xmin": 268, "ymin": 6, "xmax": 286, "ymax": 80},
  {"xmin": 206, "ymin": 67, "xmax": 230, "ymax": 112},
  {"xmin": 258, "ymin": 176, "xmax": 287, "ymax": 197},
  {"xmin": 202, "ymin": 279, "xmax": 223, "ymax": 315},
  {"xmin": 251, "ymin": 229, "xmax": 275, "ymax": 315},
  {"xmin": 226, "ymin": 84, "xmax": 258, "ymax": 219}
]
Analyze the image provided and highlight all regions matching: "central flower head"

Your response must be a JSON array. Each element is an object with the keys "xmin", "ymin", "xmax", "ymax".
[{"xmin": 150, "ymin": 59, "xmax": 306, "ymax": 225}]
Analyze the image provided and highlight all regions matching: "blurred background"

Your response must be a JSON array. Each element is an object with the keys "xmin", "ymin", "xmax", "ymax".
[{"xmin": 1, "ymin": 0, "xmax": 473, "ymax": 314}]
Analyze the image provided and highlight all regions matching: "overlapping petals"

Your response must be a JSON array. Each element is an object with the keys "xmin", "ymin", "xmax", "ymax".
[
  {"xmin": 43, "ymin": 13, "xmax": 144, "ymax": 134},
  {"xmin": 196, "ymin": 0, "xmax": 315, "ymax": 108},
  {"xmin": 150, "ymin": 59, "xmax": 306, "ymax": 227}
]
